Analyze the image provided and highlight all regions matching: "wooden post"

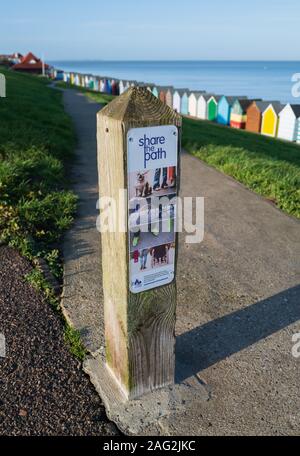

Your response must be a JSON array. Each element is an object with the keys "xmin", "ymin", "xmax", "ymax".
[
  {"xmin": 0, "ymin": 73, "xmax": 6, "ymax": 98},
  {"xmin": 97, "ymin": 87, "xmax": 181, "ymax": 399}
]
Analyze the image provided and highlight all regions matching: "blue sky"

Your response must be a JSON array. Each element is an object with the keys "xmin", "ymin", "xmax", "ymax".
[{"xmin": 1, "ymin": 0, "xmax": 299, "ymax": 60}]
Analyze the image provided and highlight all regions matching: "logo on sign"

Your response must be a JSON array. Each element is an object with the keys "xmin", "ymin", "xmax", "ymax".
[{"xmin": 139, "ymin": 134, "xmax": 167, "ymax": 168}]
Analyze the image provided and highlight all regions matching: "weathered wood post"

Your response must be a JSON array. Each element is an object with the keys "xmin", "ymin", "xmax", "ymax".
[
  {"xmin": 0, "ymin": 73, "xmax": 6, "ymax": 98},
  {"xmin": 97, "ymin": 87, "xmax": 181, "ymax": 399}
]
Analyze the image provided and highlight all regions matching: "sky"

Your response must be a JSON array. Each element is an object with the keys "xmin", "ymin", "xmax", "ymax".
[{"xmin": 1, "ymin": 0, "xmax": 300, "ymax": 60}]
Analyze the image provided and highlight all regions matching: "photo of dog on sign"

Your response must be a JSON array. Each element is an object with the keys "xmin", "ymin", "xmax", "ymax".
[{"xmin": 128, "ymin": 166, "xmax": 177, "ymax": 200}]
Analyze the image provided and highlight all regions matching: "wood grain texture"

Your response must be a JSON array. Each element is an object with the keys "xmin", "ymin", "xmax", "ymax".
[{"xmin": 97, "ymin": 87, "xmax": 181, "ymax": 399}]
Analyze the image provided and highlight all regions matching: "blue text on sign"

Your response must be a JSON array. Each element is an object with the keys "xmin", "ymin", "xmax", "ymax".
[{"xmin": 139, "ymin": 134, "xmax": 167, "ymax": 168}]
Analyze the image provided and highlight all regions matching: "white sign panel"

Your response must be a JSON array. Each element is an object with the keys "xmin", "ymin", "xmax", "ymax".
[{"xmin": 127, "ymin": 125, "xmax": 178, "ymax": 293}]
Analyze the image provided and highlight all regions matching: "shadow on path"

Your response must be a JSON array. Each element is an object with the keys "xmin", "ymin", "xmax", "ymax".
[{"xmin": 176, "ymin": 285, "xmax": 300, "ymax": 382}]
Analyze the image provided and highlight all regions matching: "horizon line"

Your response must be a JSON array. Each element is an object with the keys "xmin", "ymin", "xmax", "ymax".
[{"xmin": 48, "ymin": 59, "xmax": 300, "ymax": 62}]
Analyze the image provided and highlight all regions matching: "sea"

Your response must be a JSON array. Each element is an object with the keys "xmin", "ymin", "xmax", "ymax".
[{"xmin": 49, "ymin": 60, "xmax": 300, "ymax": 104}]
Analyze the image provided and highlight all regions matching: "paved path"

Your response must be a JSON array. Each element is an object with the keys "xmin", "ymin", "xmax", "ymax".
[
  {"xmin": 62, "ymin": 88, "xmax": 300, "ymax": 436},
  {"xmin": 62, "ymin": 91, "xmax": 105, "ymax": 353}
]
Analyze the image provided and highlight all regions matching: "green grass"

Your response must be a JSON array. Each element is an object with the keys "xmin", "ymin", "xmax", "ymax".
[
  {"xmin": 56, "ymin": 80, "xmax": 115, "ymax": 105},
  {"xmin": 182, "ymin": 117, "xmax": 300, "ymax": 218},
  {"xmin": 0, "ymin": 69, "xmax": 87, "ymax": 361},
  {"xmin": 0, "ymin": 68, "xmax": 77, "ymax": 270},
  {"xmin": 64, "ymin": 325, "xmax": 87, "ymax": 361}
]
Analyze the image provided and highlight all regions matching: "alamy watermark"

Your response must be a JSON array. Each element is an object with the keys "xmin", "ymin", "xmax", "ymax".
[
  {"xmin": 292, "ymin": 333, "xmax": 300, "ymax": 359},
  {"xmin": 0, "ymin": 73, "xmax": 6, "ymax": 98},
  {"xmin": 0, "ymin": 333, "xmax": 6, "ymax": 358},
  {"xmin": 96, "ymin": 192, "xmax": 204, "ymax": 244},
  {"xmin": 291, "ymin": 73, "xmax": 300, "ymax": 99}
]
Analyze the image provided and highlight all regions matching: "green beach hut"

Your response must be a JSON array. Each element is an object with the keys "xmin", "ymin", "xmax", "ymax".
[{"xmin": 207, "ymin": 95, "xmax": 221, "ymax": 121}]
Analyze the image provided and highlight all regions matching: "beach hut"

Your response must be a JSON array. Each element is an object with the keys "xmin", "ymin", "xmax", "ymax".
[
  {"xmin": 297, "ymin": 118, "xmax": 300, "ymax": 143},
  {"xmin": 108, "ymin": 79, "xmax": 114, "ymax": 94},
  {"xmin": 100, "ymin": 78, "xmax": 107, "ymax": 93},
  {"xmin": 261, "ymin": 102, "xmax": 283, "ymax": 137},
  {"xmin": 87, "ymin": 75, "xmax": 95, "ymax": 90},
  {"xmin": 111, "ymin": 79, "xmax": 119, "ymax": 95},
  {"xmin": 166, "ymin": 88, "xmax": 174, "ymax": 108},
  {"xmin": 125, "ymin": 81, "xmax": 132, "ymax": 91},
  {"xmin": 119, "ymin": 80, "xmax": 125, "ymax": 94},
  {"xmin": 172, "ymin": 89, "xmax": 189, "ymax": 114},
  {"xmin": 152, "ymin": 86, "xmax": 159, "ymax": 98},
  {"xmin": 158, "ymin": 86, "xmax": 173, "ymax": 104},
  {"xmin": 93, "ymin": 77, "xmax": 100, "ymax": 92},
  {"xmin": 196, "ymin": 94, "xmax": 215, "ymax": 119},
  {"xmin": 76, "ymin": 74, "xmax": 82, "ymax": 86},
  {"xmin": 230, "ymin": 99, "xmax": 258, "ymax": 129},
  {"xmin": 188, "ymin": 91, "xmax": 206, "ymax": 117},
  {"xmin": 103, "ymin": 78, "xmax": 112, "ymax": 94},
  {"xmin": 137, "ymin": 82, "xmax": 154, "ymax": 93},
  {"xmin": 145, "ymin": 83, "xmax": 155, "ymax": 93},
  {"xmin": 180, "ymin": 90, "xmax": 190, "ymax": 115},
  {"xmin": 53, "ymin": 69, "xmax": 64, "ymax": 81},
  {"xmin": 63, "ymin": 72, "xmax": 70, "ymax": 83},
  {"xmin": 277, "ymin": 104, "xmax": 300, "ymax": 142},
  {"xmin": 80, "ymin": 74, "xmax": 85, "ymax": 87},
  {"xmin": 74, "ymin": 73, "xmax": 80, "ymax": 86},
  {"xmin": 246, "ymin": 101, "xmax": 277, "ymax": 134},
  {"xmin": 216, "ymin": 96, "xmax": 236, "ymax": 125},
  {"xmin": 207, "ymin": 95, "xmax": 221, "ymax": 121},
  {"xmin": 173, "ymin": 90, "xmax": 184, "ymax": 112},
  {"xmin": 98, "ymin": 78, "xmax": 104, "ymax": 92}
]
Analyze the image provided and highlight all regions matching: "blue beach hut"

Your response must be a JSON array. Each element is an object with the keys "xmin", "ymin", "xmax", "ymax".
[
  {"xmin": 181, "ymin": 90, "xmax": 189, "ymax": 115},
  {"xmin": 173, "ymin": 89, "xmax": 189, "ymax": 113},
  {"xmin": 88, "ymin": 75, "xmax": 95, "ymax": 90},
  {"xmin": 152, "ymin": 86, "xmax": 159, "ymax": 98},
  {"xmin": 94, "ymin": 77, "xmax": 100, "ymax": 92},
  {"xmin": 217, "ymin": 96, "xmax": 236, "ymax": 125},
  {"xmin": 103, "ymin": 78, "xmax": 111, "ymax": 94}
]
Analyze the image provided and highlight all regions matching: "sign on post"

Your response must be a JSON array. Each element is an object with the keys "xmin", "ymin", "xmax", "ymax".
[
  {"xmin": 97, "ymin": 87, "xmax": 181, "ymax": 399},
  {"xmin": 127, "ymin": 125, "xmax": 178, "ymax": 293}
]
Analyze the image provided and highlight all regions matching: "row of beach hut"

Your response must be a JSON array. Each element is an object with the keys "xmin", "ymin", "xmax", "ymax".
[{"xmin": 56, "ymin": 70, "xmax": 300, "ymax": 144}]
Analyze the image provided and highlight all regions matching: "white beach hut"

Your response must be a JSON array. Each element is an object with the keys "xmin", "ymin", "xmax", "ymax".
[
  {"xmin": 277, "ymin": 104, "xmax": 300, "ymax": 142},
  {"xmin": 197, "ymin": 94, "xmax": 215, "ymax": 119},
  {"xmin": 173, "ymin": 89, "xmax": 189, "ymax": 113},
  {"xmin": 188, "ymin": 91, "xmax": 206, "ymax": 117},
  {"xmin": 137, "ymin": 83, "xmax": 154, "ymax": 93},
  {"xmin": 166, "ymin": 88, "xmax": 174, "ymax": 108},
  {"xmin": 119, "ymin": 80, "xmax": 126, "ymax": 94}
]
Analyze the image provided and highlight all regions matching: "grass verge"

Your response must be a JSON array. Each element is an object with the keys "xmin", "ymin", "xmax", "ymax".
[
  {"xmin": 0, "ymin": 68, "xmax": 85, "ymax": 360},
  {"xmin": 56, "ymin": 80, "xmax": 115, "ymax": 105},
  {"xmin": 182, "ymin": 117, "xmax": 300, "ymax": 218}
]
